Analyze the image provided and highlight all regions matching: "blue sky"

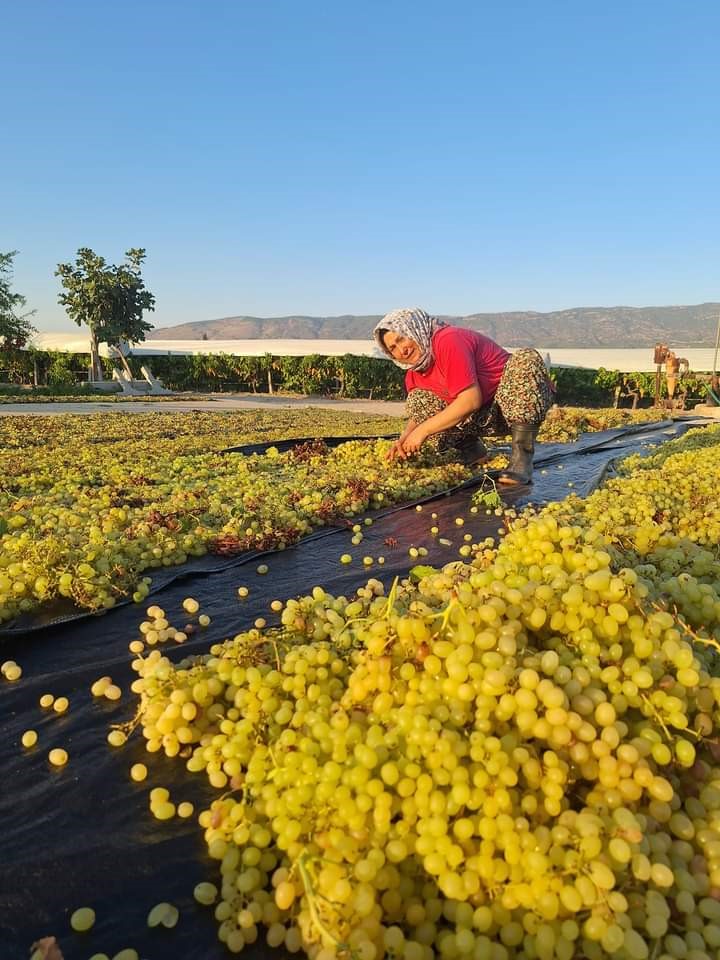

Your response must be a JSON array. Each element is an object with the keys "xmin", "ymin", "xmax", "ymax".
[{"xmin": 3, "ymin": 1, "xmax": 719, "ymax": 331}]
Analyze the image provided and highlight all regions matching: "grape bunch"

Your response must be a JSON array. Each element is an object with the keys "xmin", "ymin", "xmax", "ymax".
[
  {"xmin": 127, "ymin": 523, "xmax": 720, "ymax": 959},
  {"xmin": 115, "ymin": 423, "xmax": 720, "ymax": 959}
]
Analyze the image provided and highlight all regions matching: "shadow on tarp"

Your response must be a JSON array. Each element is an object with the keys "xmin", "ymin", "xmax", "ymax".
[{"xmin": 0, "ymin": 418, "xmax": 705, "ymax": 960}]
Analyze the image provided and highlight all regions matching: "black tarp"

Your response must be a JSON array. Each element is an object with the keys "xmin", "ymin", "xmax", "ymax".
[{"xmin": 0, "ymin": 418, "xmax": 705, "ymax": 960}]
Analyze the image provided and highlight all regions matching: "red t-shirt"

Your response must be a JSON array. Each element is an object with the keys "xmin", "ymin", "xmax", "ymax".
[{"xmin": 405, "ymin": 326, "xmax": 510, "ymax": 405}]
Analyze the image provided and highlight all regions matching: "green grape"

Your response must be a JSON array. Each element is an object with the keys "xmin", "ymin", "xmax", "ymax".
[
  {"xmin": 70, "ymin": 906, "xmax": 96, "ymax": 932},
  {"xmin": 622, "ymin": 928, "xmax": 650, "ymax": 959},
  {"xmin": 147, "ymin": 902, "xmax": 179, "ymax": 928}
]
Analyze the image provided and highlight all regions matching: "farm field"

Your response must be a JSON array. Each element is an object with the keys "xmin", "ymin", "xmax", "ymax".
[
  {"xmin": 3, "ymin": 408, "xmax": 720, "ymax": 960},
  {"xmin": 0, "ymin": 406, "xmax": 667, "ymax": 627}
]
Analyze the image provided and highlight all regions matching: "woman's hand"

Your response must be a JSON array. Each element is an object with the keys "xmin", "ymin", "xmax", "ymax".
[
  {"xmin": 398, "ymin": 424, "xmax": 428, "ymax": 457},
  {"xmin": 386, "ymin": 419, "xmax": 421, "ymax": 461},
  {"xmin": 386, "ymin": 438, "xmax": 408, "ymax": 461}
]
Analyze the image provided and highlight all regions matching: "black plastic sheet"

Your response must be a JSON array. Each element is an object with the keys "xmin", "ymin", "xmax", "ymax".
[
  {"xmin": 0, "ymin": 419, "xmax": 692, "ymax": 641},
  {"xmin": 0, "ymin": 417, "xmax": 706, "ymax": 960}
]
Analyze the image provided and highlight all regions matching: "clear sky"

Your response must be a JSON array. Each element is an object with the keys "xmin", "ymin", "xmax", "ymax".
[{"xmin": 3, "ymin": 0, "xmax": 719, "ymax": 332}]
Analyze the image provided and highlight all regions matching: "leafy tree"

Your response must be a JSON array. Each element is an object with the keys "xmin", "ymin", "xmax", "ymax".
[
  {"xmin": 0, "ymin": 251, "xmax": 36, "ymax": 350},
  {"xmin": 56, "ymin": 247, "xmax": 155, "ymax": 380}
]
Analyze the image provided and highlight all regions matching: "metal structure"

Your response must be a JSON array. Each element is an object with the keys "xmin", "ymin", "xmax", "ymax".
[
  {"xmin": 693, "ymin": 311, "xmax": 720, "ymax": 417},
  {"xmin": 652, "ymin": 343, "xmax": 691, "ymax": 410},
  {"xmin": 711, "ymin": 311, "xmax": 720, "ymax": 405}
]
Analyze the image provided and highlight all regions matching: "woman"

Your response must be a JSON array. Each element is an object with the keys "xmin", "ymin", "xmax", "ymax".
[{"xmin": 374, "ymin": 307, "xmax": 554, "ymax": 485}]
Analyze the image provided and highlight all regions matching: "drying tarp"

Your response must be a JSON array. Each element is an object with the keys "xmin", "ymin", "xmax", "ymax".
[
  {"xmin": 0, "ymin": 420, "xmax": 691, "ymax": 641},
  {"xmin": 0, "ymin": 418, "xmax": 705, "ymax": 960}
]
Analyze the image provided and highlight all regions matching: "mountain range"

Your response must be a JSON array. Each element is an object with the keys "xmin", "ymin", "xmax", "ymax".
[{"xmin": 148, "ymin": 303, "xmax": 720, "ymax": 348}]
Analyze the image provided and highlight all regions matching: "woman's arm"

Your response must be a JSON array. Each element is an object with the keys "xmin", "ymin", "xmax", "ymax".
[{"xmin": 401, "ymin": 385, "xmax": 483, "ymax": 455}]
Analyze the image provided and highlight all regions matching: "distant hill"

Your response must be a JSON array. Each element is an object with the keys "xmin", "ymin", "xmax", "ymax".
[{"xmin": 148, "ymin": 303, "xmax": 720, "ymax": 348}]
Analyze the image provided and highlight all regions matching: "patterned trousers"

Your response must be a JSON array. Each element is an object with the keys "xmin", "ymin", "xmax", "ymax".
[{"xmin": 406, "ymin": 348, "xmax": 554, "ymax": 449}]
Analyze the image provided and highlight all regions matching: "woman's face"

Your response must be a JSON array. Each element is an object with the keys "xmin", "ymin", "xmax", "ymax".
[{"xmin": 382, "ymin": 331, "xmax": 422, "ymax": 366}]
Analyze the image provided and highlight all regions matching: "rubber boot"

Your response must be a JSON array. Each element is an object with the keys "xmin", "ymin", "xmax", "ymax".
[
  {"xmin": 498, "ymin": 424, "xmax": 537, "ymax": 485},
  {"xmin": 456, "ymin": 437, "xmax": 488, "ymax": 468}
]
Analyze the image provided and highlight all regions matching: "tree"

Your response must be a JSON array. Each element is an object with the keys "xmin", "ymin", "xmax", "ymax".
[
  {"xmin": 56, "ymin": 247, "xmax": 155, "ymax": 381},
  {"xmin": 0, "ymin": 251, "xmax": 36, "ymax": 350}
]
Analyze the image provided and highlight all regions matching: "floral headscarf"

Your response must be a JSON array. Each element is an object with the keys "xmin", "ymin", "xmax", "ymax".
[{"xmin": 373, "ymin": 307, "xmax": 447, "ymax": 372}]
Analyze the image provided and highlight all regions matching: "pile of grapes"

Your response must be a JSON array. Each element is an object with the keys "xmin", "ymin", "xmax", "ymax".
[
  {"xmin": 0, "ymin": 436, "xmax": 468, "ymax": 624},
  {"xmin": 0, "ymin": 407, "xmax": 669, "ymax": 626},
  {"xmin": 536, "ymin": 407, "xmax": 667, "ymax": 445},
  {"xmin": 0, "ymin": 409, "xmax": 406, "ymax": 456},
  {"xmin": 124, "ymin": 423, "xmax": 720, "ymax": 960}
]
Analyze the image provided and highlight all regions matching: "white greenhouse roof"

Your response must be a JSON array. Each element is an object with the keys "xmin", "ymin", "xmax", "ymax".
[
  {"xmin": 537, "ymin": 347, "xmax": 719, "ymax": 373},
  {"xmin": 27, "ymin": 333, "xmax": 719, "ymax": 372},
  {"xmin": 28, "ymin": 332, "xmax": 119, "ymax": 358},
  {"xmin": 131, "ymin": 338, "xmax": 387, "ymax": 358},
  {"xmin": 29, "ymin": 333, "xmax": 384, "ymax": 360}
]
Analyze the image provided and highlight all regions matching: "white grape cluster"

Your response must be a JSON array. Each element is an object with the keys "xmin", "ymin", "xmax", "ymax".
[
  {"xmin": 118, "ymin": 423, "xmax": 720, "ymax": 960},
  {"xmin": 128, "ymin": 539, "xmax": 720, "ymax": 958}
]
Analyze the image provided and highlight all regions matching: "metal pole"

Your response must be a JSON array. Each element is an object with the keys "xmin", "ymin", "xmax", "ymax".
[{"xmin": 710, "ymin": 312, "xmax": 720, "ymax": 405}]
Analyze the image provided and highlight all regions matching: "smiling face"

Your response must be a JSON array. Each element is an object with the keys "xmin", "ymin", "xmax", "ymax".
[{"xmin": 381, "ymin": 331, "xmax": 422, "ymax": 366}]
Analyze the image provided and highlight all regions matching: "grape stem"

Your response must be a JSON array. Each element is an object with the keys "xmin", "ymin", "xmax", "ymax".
[
  {"xmin": 381, "ymin": 576, "xmax": 401, "ymax": 618},
  {"xmin": 269, "ymin": 637, "xmax": 282, "ymax": 671},
  {"xmin": 470, "ymin": 474, "xmax": 502, "ymax": 510},
  {"xmin": 296, "ymin": 850, "xmax": 356, "ymax": 958},
  {"xmin": 430, "ymin": 596, "xmax": 461, "ymax": 637},
  {"xmin": 112, "ymin": 701, "xmax": 144, "ymax": 736},
  {"xmin": 670, "ymin": 608, "xmax": 720, "ymax": 656},
  {"xmin": 639, "ymin": 693, "xmax": 675, "ymax": 744},
  {"xmin": 341, "ymin": 575, "xmax": 402, "ymax": 640}
]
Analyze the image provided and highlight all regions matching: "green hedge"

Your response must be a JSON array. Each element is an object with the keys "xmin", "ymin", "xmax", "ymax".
[
  {"xmin": 137, "ymin": 353, "xmax": 407, "ymax": 399},
  {"xmin": 550, "ymin": 367, "xmax": 711, "ymax": 406},
  {"xmin": 0, "ymin": 349, "xmax": 114, "ymax": 386},
  {"xmin": 0, "ymin": 349, "xmax": 407, "ymax": 400},
  {"xmin": 1, "ymin": 348, "xmax": 714, "ymax": 406}
]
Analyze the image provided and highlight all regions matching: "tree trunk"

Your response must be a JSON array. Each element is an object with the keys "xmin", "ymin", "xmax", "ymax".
[
  {"xmin": 113, "ymin": 345, "xmax": 134, "ymax": 379},
  {"xmin": 267, "ymin": 369, "xmax": 273, "ymax": 394},
  {"xmin": 90, "ymin": 331, "xmax": 103, "ymax": 381}
]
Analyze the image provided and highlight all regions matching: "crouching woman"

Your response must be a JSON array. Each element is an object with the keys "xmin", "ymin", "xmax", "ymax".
[{"xmin": 374, "ymin": 307, "xmax": 554, "ymax": 485}]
